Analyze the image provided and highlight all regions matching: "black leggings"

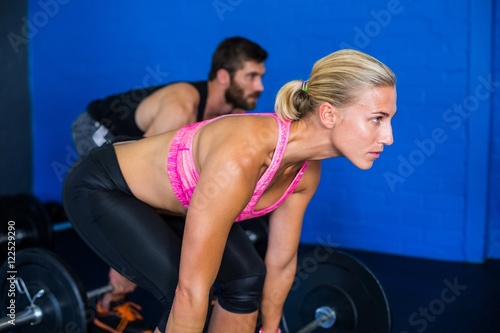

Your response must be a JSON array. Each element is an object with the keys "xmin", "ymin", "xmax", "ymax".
[{"xmin": 62, "ymin": 144, "xmax": 266, "ymax": 331}]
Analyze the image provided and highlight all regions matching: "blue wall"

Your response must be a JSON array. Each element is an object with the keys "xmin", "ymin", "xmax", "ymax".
[
  {"xmin": 29, "ymin": 0, "xmax": 498, "ymax": 262},
  {"xmin": 489, "ymin": 0, "xmax": 500, "ymax": 258}
]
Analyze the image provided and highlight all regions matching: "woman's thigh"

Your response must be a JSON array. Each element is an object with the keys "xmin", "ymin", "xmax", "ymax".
[{"xmin": 77, "ymin": 189, "xmax": 183, "ymax": 303}]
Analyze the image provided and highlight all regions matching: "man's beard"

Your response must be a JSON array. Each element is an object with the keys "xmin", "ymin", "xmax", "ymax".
[{"xmin": 225, "ymin": 81, "xmax": 260, "ymax": 110}]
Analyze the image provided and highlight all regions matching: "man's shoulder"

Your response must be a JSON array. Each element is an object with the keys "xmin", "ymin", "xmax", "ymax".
[
  {"xmin": 162, "ymin": 80, "xmax": 206, "ymax": 89},
  {"xmin": 158, "ymin": 81, "xmax": 204, "ymax": 96},
  {"xmin": 154, "ymin": 82, "xmax": 204, "ymax": 115}
]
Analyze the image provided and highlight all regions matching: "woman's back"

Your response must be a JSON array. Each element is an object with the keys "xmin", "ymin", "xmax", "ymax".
[{"xmin": 114, "ymin": 114, "xmax": 305, "ymax": 217}]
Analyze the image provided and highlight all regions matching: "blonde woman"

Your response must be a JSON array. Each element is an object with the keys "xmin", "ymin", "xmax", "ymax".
[{"xmin": 63, "ymin": 49, "xmax": 396, "ymax": 333}]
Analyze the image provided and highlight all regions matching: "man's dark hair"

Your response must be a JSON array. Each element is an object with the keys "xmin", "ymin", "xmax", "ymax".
[{"xmin": 208, "ymin": 36, "xmax": 268, "ymax": 80}]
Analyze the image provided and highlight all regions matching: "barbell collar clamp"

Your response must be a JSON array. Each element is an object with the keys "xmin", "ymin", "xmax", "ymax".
[
  {"xmin": 296, "ymin": 306, "xmax": 336, "ymax": 333},
  {"xmin": 0, "ymin": 306, "xmax": 43, "ymax": 331}
]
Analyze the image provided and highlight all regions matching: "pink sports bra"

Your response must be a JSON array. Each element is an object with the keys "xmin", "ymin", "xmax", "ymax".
[{"xmin": 167, "ymin": 113, "xmax": 309, "ymax": 221}]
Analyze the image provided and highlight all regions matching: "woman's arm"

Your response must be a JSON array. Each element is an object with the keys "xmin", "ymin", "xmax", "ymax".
[
  {"xmin": 166, "ymin": 142, "xmax": 263, "ymax": 332},
  {"xmin": 260, "ymin": 160, "xmax": 321, "ymax": 333}
]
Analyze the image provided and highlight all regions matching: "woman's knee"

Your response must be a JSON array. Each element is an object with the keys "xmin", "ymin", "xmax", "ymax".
[{"xmin": 216, "ymin": 268, "xmax": 266, "ymax": 314}]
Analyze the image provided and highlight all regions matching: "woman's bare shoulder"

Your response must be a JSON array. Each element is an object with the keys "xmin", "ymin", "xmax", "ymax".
[
  {"xmin": 211, "ymin": 113, "xmax": 279, "ymax": 134},
  {"xmin": 203, "ymin": 114, "xmax": 278, "ymax": 148},
  {"xmin": 196, "ymin": 115, "xmax": 279, "ymax": 169}
]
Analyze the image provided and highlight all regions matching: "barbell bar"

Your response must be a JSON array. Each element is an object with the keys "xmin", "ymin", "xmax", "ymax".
[{"xmin": 0, "ymin": 248, "xmax": 112, "ymax": 333}]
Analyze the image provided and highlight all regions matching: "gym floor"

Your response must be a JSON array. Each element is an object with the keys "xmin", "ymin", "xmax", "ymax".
[{"xmin": 53, "ymin": 229, "xmax": 500, "ymax": 333}]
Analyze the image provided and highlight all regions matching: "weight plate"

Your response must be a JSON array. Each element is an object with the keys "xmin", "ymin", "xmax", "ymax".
[
  {"xmin": 0, "ymin": 248, "xmax": 88, "ymax": 333},
  {"xmin": 283, "ymin": 249, "xmax": 391, "ymax": 333},
  {"xmin": 1, "ymin": 195, "xmax": 54, "ymax": 251}
]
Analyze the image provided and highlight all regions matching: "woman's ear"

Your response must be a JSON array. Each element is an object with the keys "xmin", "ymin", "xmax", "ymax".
[
  {"xmin": 216, "ymin": 68, "xmax": 231, "ymax": 86},
  {"xmin": 318, "ymin": 102, "xmax": 338, "ymax": 129}
]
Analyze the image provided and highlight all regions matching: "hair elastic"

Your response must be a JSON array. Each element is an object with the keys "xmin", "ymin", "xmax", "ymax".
[{"xmin": 301, "ymin": 80, "xmax": 309, "ymax": 92}]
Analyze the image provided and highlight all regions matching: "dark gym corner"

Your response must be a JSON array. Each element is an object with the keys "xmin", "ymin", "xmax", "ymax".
[{"xmin": 0, "ymin": 0, "xmax": 32, "ymax": 196}]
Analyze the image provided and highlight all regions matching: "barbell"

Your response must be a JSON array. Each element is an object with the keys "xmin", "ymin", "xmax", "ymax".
[
  {"xmin": 1, "ymin": 196, "xmax": 391, "ymax": 332},
  {"xmin": 0, "ymin": 247, "xmax": 391, "ymax": 333},
  {"xmin": 0, "ymin": 248, "xmax": 112, "ymax": 333}
]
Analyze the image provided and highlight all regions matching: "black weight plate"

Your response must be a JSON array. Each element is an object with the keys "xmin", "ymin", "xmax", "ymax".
[
  {"xmin": 283, "ymin": 249, "xmax": 391, "ymax": 333},
  {"xmin": 0, "ymin": 248, "xmax": 88, "ymax": 333},
  {"xmin": 1, "ymin": 195, "xmax": 54, "ymax": 250}
]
